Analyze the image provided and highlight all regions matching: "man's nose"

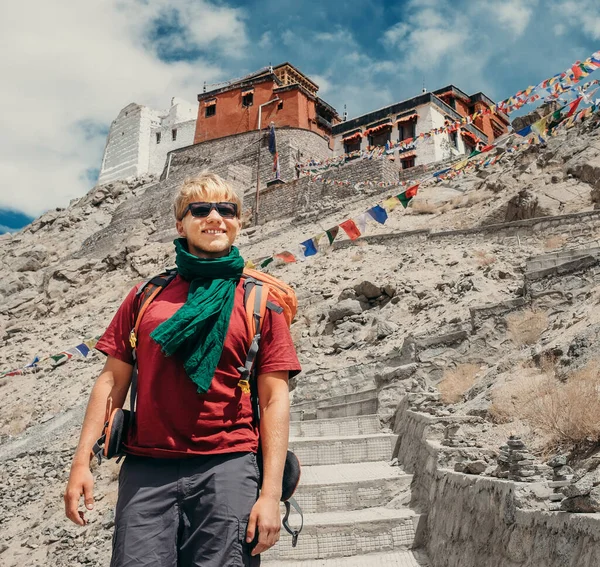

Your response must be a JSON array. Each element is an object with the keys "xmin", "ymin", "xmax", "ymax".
[{"xmin": 206, "ymin": 208, "xmax": 222, "ymax": 221}]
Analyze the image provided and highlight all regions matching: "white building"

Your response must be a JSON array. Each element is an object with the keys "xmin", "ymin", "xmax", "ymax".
[
  {"xmin": 332, "ymin": 87, "xmax": 495, "ymax": 172},
  {"xmin": 98, "ymin": 97, "xmax": 198, "ymax": 184}
]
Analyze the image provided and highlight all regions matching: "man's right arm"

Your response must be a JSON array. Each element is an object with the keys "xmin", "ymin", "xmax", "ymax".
[{"xmin": 64, "ymin": 356, "xmax": 133, "ymax": 526}]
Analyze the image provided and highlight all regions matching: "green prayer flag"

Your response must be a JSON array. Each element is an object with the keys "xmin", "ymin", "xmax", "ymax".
[
  {"xmin": 326, "ymin": 226, "xmax": 339, "ymax": 244},
  {"xmin": 260, "ymin": 257, "xmax": 274, "ymax": 268}
]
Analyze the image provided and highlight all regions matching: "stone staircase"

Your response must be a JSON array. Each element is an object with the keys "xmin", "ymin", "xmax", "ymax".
[{"xmin": 263, "ymin": 393, "xmax": 429, "ymax": 566}]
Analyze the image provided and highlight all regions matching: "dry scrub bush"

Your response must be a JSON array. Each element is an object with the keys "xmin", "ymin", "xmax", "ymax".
[
  {"xmin": 473, "ymin": 249, "xmax": 497, "ymax": 267},
  {"xmin": 526, "ymin": 362, "xmax": 600, "ymax": 445},
  {"xmin": 491, "ymin": 362, "xmax": 600, "ymax": 447},
  {"xmin": 506, "ymin": 309, "xmax": 548, "ymax": 346},
  {"xmin": 438, "ymin": 363, "xmax": 481, "ymax": 404},
  {"xmin": 543, "ymin": 235, "xmax": 567, "ymax": 251},
  {"xmin": 489, "ymin": 372, "xmax": 548, "ymax": 423}
]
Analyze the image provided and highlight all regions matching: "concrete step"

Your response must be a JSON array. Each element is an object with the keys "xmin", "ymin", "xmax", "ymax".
[
  {"xmin": 294, "ymin": 462, "xmax": 412, "ymax": 513},
  {"xmin": 291, "ymin": 389, "xmax": 378, "ymax": 421},
  {"xmin": 264, "ymin": 549, "xmax": 430, "ymax": 566},
  {"xmin": 263, "ymin": 507, "xmax": 419, "ymax": 561},
  {"xmin": 290, "ymin": 415, "xmax": 381, "ymax": 438},
  {"xmin": 290, "ymin": 434, "xmax": 397, "ymax": 466}
]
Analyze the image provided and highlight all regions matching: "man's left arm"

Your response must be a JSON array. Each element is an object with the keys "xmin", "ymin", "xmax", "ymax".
[{"xmin": 246, "ymin": 370, "xmax": 290, "ymax": 556}]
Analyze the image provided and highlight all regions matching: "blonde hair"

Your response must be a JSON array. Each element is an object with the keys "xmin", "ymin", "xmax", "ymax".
[{"xmin": 174, "ymin": 173, "xmax": 242, "ymax": 221}]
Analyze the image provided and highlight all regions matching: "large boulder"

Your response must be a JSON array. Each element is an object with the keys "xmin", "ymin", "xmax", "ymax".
[{"xmin": 328, "ymin": 299, "xmax": 363, "ymax": 323}]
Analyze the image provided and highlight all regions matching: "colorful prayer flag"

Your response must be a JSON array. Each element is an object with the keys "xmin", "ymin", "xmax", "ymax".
[
  {"xmin": 566, "ymin": 97, "xmax": 582, "ymax": 117},
  {"xmin": 339, "ymin": 219, "xmax": 361, "ymax": 240},
  {"xmin": 398, "ymin": 184, "xmax": 419, "ymax": 208},
  {"xmin": 325, "ymin": 226, "xmax": 339, "ymax": 245},
  {"xmin": 355, "ymin": 213, "xmax": 368, "ymax": 234},
  {"xmin": 260, "ymin": 257, "xmax": 274, "ymax": 268},
  {"xmin": 73, "ymin": 344, "xmax": 91, "ymax": 357},
  {"xmin": 274, "ymin": 251, "xmax": 296, "ymax": 263},
  {"xmin": 300, "ymin": 238, "xmax": 318, "ymax": 257},
  {"xmin": 367, "ymin": 205, "xmax": 388, "ymax": 224},
  {"xmin": 383, "ymin": 196, "xmax": 401, "ymax": 211}
]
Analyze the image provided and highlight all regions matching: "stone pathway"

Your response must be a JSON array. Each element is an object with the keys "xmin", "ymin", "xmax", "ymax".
[{"xmin": 263, "ymin": 400, "xmax": 429, "ymax": 565}]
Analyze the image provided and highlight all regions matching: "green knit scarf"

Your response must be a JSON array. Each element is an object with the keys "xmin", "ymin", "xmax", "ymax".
[{"xmin": 150, "ymin": 238, "xmax": 245, "ymax": 393}]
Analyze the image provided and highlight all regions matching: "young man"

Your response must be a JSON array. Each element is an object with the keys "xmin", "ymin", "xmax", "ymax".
[{"xmin": 64, "ymin": 173, "xmax": 301, "ymax": 566}]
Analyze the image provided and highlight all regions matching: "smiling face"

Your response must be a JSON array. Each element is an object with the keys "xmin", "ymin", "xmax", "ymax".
[{"xmin": 174, "ymin": 174, "xmax": 242, "ymax": 259}]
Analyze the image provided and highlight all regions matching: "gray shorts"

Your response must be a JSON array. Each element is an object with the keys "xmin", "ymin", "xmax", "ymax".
[{"xmin": 110, "ymin": 452, "xmax": 261, "ymax": 567}]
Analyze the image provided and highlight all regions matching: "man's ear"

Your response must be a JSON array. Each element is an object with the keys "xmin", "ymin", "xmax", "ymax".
[{"xmin": 176, "ymin": 220, "xmax": 186, "ymax": 237}]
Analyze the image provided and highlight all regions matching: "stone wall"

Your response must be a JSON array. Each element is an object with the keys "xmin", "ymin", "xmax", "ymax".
[
  {"xmin": 245, "ymin": 157, "xmax": 401, "ymax": 224},
  {"xmin": 166, "ymin": 126, "xmax": 332, "ymax": 192},
  {"xmin": 391, "ymin": 398, "xmax": 600, "ymax": 567},
  {"xmin": 333, "ymin": 209, "xmax": 600, "ymax": 251},
  {"xmin": 426, "ymin": 471, "xmax": 600, "ymax": 567}
]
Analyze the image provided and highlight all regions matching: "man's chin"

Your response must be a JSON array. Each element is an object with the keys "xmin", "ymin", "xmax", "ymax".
[{"xmin": 189, "ymin": 241, "xmax": 231, "ymax": 257}]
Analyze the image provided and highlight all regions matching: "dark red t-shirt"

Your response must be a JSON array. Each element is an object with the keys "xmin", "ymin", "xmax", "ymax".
[{"xmin": 96, "ymin": 275, "xmax": 301, "ymax": 458}]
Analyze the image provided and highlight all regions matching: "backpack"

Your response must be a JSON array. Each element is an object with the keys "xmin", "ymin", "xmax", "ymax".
[{"xmin": 92, "ymin": 267, "xmax": 303, "ymax": 546}]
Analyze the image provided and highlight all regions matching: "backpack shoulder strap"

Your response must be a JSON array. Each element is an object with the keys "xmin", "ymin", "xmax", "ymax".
[
  {"xmin": 128, "ymin": 268, "xmax": 177, "ymax": 418},
  {"xmin": 129, "ymin": 269, "xmax": 178, "ymax": 352}
]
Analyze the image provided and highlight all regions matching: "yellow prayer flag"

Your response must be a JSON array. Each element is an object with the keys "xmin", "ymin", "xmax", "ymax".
[
  {"xmin": 245, "ymin": 259, "xmax": 256, "ymax": 269},
  {"xmin": 383, "ymin": 196, "xmax": 401, "ymax": 211},
  {"xmin": 453, "ymin": 158, "xmax": 469, "ymax": 171}
]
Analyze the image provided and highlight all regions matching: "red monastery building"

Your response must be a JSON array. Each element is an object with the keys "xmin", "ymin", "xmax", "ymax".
[
  {"xmin": 433, "ymin": 86, "xmax": 509, "ymax": 142},
  {"xmin": 194, "ymin": 63, "xmax": 341, "ymax": 148}
]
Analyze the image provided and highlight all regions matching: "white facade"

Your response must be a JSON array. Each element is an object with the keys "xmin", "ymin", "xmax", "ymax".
[
  {"xmin": 333, "ymin": 101, "xmax": 474, "ymax": 170},
  {"xmin": 98, "ymin": 98, "xmax": 198, "ymax": 185}
]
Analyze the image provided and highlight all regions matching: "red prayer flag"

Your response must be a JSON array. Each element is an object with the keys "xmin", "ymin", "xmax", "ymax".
[
  {"xmin": 274, "ymin": 251, "xmax": 296, "ymax": 263},
  {"xmin": 405, "ymin": 184, "xmax": 419, "ymax": 199},
  {"xmin": 566, "ymin": 97, "xmax": 582, "ymax": 117},
  {"xmin": 571, "ymin": 63, "xmax": 584, "ymax": 80},
  {"xmin": 339, "ymin": 219, "xmax": 361, "ymax": 240}
]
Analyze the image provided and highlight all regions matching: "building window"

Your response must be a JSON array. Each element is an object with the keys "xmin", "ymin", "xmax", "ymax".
[
  {"xmin": 398, "ymin": 122, "xmax": 416, "ymax": 142},
  {"xmin": 278, "ymin": 101, "xmax": 284, "ymax": 110},
  {"xmin": 156, "ymin": 132, "xmax": 161, "ymax": 144},
  {"xmin": 205, "ymin": 104, "xmax": 216, "ymax": 118},
  {"xmin": 242, "ymin": 92, "xmax": 254, "ymax": 107},
  {"xmin": 172, "ymin": 128, "xmax": 177, "ymax": 141},
  {"xmin": 344, "ymin": 139, "xmax": 361, "ymax": 154},
  {"xmin": 449, "ymin": 131, "xmax": 458, "ymax": 148},
  {"xmin": 369, "ymin": 127, "xmax": 391, "ymax": 148},
  {"xmin": 402, "ymin": 157, "xmax": 415, "ymax": 169}
]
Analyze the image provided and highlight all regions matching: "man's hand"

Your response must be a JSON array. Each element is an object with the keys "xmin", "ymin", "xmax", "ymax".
[
  {"xmin": 246, "ymin": 494, "xmax": 281, "ymax": 556},
  {"xmin": 64, "ymin": 463, "xmax": 95, "ymax": 526}
]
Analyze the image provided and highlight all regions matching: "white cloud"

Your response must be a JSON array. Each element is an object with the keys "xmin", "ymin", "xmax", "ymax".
[
  {"xmin": 258, "ymin": 31, "xmax": 273, "ymax": 49},
  {"xmin": 485, "ymin": 0, "xmax": 536, "ymax": 37},
  {"xmin": 551, "ymin": 0, "xmax": 600, "ymax": 39},
  {"xmin": 0, "ymin": 0, "xmax": 247, "ymax": 217},
  {"xmin": 383, "ymin": 22, "xmax": 409, "ymax": 45}
]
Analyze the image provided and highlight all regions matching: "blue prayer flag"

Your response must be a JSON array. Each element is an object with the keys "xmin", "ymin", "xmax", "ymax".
[
  {"xmin": 367, "ymin": 205, "xmax": 388, "ymax": 224},
  {"xmin": 300, "ymin": 238, "xmax": 318, "ymax": 257}
]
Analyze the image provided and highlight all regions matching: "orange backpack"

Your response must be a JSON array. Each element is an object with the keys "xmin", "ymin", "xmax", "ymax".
[{"xmin": 242, "ymin": 267, "xmax": 297, "ymax": 341}]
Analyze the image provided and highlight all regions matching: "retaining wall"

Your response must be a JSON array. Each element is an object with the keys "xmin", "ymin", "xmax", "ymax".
[
  {"xmin": 245, "ymin": 157, "xmax": 401, "ymax": 224},
  {"xmin": 333, "ymin": 209, "xmax": 600, "ymax": 251},
  {"xmin": 392, "ymin": 397, "xmax": 600, "ymax": 567}
]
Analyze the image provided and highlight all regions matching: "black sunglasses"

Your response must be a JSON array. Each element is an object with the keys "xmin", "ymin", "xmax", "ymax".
[{"xmin": 182, "ymin": 201, "xmax": 238, "ymax": 219}]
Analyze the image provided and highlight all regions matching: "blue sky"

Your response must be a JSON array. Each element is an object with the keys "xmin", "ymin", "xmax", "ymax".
[{"xmin": 1, "ymin": 0, "xmax": 599, "ymax": 233}]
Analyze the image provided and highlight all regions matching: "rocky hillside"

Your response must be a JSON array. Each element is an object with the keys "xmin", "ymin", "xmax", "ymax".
[{"xmin": 2, "ymin": 113, "xmax": 600, "ymax": 566}]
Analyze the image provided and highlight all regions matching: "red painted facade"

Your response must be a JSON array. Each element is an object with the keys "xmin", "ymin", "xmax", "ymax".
[
  {"xmin": 194, "ymin": 66, "xmax": 339, "ymax": 149},
  {"xmin": 435, "ymin": 89, "xmax": 509, "ymax": 142}
]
